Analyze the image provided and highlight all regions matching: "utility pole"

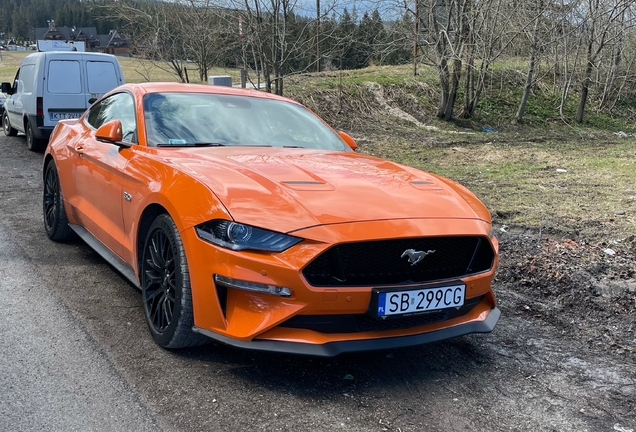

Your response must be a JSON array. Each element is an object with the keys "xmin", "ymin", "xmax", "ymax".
[
  {"xmin": 316, "ymin": 0, "xmax": 321, "ymax": 72},
  {"xmin": 413, "ymin": 0, "xmax": 418, "ymax": 76}
]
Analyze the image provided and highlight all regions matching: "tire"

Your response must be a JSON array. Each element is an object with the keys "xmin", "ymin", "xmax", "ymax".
[
  {"xmin": 141, "ymin": 214, "xmax": 207, "ymax": 349},
  {"xmin": 3, "ymin": 111, "xmax": 17, "ymax": 136},
  {"xmin": 43, "ymin": 161, "xmax": 72, "ymax": 241},
  {"xmin": 26, "ymin": 121, "xmax": 45, "ymax": 152}
]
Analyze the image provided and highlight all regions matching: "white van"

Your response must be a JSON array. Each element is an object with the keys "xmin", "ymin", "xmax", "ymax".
[{"xmin": 1, "ymin": 51, "xmax": 124, "ymax": 151}]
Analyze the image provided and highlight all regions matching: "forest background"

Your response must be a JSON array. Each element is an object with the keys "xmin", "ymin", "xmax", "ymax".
[{"xmin": 2, "ymin": 0, "xmax": 636, "ymax": 127}]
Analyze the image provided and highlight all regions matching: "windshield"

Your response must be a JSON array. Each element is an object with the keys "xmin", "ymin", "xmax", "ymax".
[{"xmin": 143, "ymin": 92, "xmax": 348, "ymax": 150}]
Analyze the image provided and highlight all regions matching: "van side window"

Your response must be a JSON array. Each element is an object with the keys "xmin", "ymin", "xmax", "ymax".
[
  {"xmin": 12, "ymin": 69, "xmax": 20, "ymax": 93},
  {"xmin": 47, "ymin": 60, "xmax": 82, "ymax": 94},
  {"xmin": 86, "ymin": 92, "xmax": 137, "ymax": 143},
  {"xmin": 20, "ymin": 64, "xmax": 35, "ymax": 94}
]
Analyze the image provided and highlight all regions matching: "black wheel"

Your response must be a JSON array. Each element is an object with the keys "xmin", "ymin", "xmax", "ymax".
[
  {"xmin": 26, "ymin": 121, "xmax": 45, "ymax": 152},
  {"xmin": 3, "ymin": 111, "xmax": 17, "ymax": 136},
  {"xmin": 43, "ymin": 162, "xmax": 72, "ymax": 241},
  {"xmin": 141, "ymin": 214, "xmax": 206, "ymax": 349}
]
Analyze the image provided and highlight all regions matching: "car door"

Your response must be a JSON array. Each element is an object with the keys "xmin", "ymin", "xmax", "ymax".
[
  {"xmin": 6, "ymin": 67, "xmax": 25, "ymax": 132},
  {"xmin": 69, "ymin": 92, "xmax": 137, "ymax": 258}
]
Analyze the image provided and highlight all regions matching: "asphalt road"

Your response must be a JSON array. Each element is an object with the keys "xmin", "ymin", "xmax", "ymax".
[{"xmin": 0, "ymin": 133, "xmax": 634, "ymax": 431}]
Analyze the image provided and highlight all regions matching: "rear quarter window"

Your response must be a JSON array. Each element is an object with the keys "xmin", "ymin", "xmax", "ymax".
[
  {"xmin": 87, "ymin": 61, "xmax": 119, "ymax": 94},
  {"xmin": 47, "ymin": 60, "xmax": 82, "ymax": 94}
]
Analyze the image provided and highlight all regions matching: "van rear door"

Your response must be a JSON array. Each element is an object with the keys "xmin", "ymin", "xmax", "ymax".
[
  {"xmin": 43, "ymin": 58, "xmax": 86, "ymax": 128},
  {"xmin": 86, "ymin": 60, "xmax": 120, "ymax": 104}
]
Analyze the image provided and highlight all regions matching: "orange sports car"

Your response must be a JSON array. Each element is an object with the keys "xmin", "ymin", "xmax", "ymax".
[{"xmin": 43, "ymin": 82, "xmax": 499, "ymax": 356}]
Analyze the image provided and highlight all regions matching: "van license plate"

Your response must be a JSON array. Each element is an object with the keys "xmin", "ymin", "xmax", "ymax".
[
  {"xmin": 377, "ymin": 284, "xmax": 465, "ymax": 317},
  {"xmin": 50, "ymin": 112, "xmax": 82, "ymax": 120}
]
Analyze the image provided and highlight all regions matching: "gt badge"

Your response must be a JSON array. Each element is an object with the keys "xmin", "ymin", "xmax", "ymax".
[
  {"xmin": 123, "ymin": 192, "xmax": 132, "ymax": 202},
  {"xmin": 401, "ymin": 249, "xmax": 435, "ymax": 266}
]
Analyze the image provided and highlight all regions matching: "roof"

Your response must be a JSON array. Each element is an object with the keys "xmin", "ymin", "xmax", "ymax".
[{"xmin": 35, "ymin": 26, "xmax": 99, "ymax": 42}]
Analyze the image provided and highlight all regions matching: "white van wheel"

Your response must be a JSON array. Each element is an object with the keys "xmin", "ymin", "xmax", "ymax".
[
  {"xmin": 3, "ymin": 112, "xmax": 17, "ymax": 137},
  {"xmin": 26, "ymin": 122, "xmax": 45, "ymax": 152}
]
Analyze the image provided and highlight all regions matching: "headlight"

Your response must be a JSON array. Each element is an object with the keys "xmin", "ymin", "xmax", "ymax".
[{"xmin": 195, "ymin": 220, "xmax": 302, "ymax": 252}]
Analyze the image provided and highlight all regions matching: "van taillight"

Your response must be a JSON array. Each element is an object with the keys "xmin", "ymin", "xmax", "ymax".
[{"xmin": 36, "ymin": 97, "xmax": 43, "ymax": 117}]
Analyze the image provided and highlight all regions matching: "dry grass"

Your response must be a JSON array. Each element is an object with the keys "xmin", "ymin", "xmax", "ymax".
[
  {"xmin": 0, "ymin": 51, "xmax": 28, "ymax": 82},
  {"xmin": 0, "ymin": 51, "xmax": 241, "ymax": 84},
  {"xmin": 361, "ymin": 135, "xmax": 636, "ymax": 243}
]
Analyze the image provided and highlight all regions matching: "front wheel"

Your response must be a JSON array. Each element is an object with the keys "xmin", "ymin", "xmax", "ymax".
[
  {"xmin": 141, "ymin": 214, "xmax": 206, "ymax": 349},
  {"xmin": 43, "ymin": 161, "xmax": 72, "ymax": 241},
  {"xmin": 3, "ymin": 111, "xmax": 17, "ymax": 136}
]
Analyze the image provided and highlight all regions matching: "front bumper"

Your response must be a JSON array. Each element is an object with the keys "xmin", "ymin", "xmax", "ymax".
[
  {"xmin": 193, "ymin": 307, "xmax": 500, "ymax": 357},
  {"xmin": 183, "ymin": 218, "xmax": 500, "ymax": 355}
]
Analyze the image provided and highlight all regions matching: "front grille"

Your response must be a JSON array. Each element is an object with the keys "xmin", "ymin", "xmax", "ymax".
[
  {"xmin": 303, "ymin": 236, "xmax": 494, "ymax": 287},
  {"xmin": 279, "ymin": 296, "xmax": 483, "ymax": 334}
]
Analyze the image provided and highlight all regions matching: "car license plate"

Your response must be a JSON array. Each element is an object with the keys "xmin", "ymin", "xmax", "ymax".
[
  {"xmin": 376, "ymin": 284, "xmax": 465, "ymax": 317},
  {"xmin": 50, "ymin": 112, "xmax": 82, "ymax": 121}
]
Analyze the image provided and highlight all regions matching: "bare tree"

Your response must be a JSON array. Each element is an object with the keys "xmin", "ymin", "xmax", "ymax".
[
  {"xmin": 98, "ymin": 1, "xmax": 190, "ymax": 82},
  {"xmin": 575, "ymin": 0, "xmax": 631, "ymax": 123},
  {"xmin": 233, "ymin": 0, "xmax": 342, "ymax": 94},
  {"xmin": 417, "ymin": 0, "xmax": 473, "ymax": 120},
  {"xmin": 461, "ymin": 0, "xmax": 520, "ymax": 119}
]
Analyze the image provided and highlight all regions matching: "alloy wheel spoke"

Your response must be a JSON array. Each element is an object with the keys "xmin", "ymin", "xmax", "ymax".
[
  {"xmin": 145, "ymin": 285, "xmax": 166, "ymax": 304},
  {"xmin": 149, "ymin": 236, "xmax": 165, "ymax": 268}
]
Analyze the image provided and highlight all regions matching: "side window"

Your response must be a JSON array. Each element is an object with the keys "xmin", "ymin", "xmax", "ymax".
[
  {"xmin": 85, "ymin": 92, "xmax": 137, "ymax": 143},
  {"xmin": 20, "ymin": 64, "xmax": 36, "ymax": 93},
  {"xmin": 12, "ymin": 68, "xmax": 20, "ymax": 93}
]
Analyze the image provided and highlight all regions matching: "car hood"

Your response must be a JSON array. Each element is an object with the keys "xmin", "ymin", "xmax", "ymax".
[{"xmin": 165, "ymin": 148, "xmax": 489, "ymax": 233}]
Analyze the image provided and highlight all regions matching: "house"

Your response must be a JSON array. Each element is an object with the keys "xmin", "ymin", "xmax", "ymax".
[
  {"xmin": 98, "ymin": 30, "xmax": 131, "ymax": 55},
  {"xmin": 34, "ymin": 21, "xmax": 130, "ymax": 54}
]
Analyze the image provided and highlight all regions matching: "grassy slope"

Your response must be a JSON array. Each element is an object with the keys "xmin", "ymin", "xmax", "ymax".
[
  {"xmin": 284, "ymin": 67, "xmax": 636, "ymax": 243},
  {"xmin": 1, "ymin": 52, "xmax": 633, "ymax": 242}
]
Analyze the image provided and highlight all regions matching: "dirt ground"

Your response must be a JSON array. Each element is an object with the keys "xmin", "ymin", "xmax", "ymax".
[
  {"xmin": 2, "ymin": 82, "xmax": 635, "ymax": 430},
  {"xmin": 496, "ymin": 230, "xmax": 635, "ymax": 358}
]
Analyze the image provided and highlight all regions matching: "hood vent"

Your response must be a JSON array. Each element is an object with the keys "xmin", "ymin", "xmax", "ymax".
[{"xmin": 282, "ymin": 180, "xmax": 335, "ymax": 191}]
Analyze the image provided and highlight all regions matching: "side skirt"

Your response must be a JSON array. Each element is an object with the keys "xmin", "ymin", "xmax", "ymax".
[{"xmin": 69, "ymin": 224, "xmax": 140, "ymax": 289}]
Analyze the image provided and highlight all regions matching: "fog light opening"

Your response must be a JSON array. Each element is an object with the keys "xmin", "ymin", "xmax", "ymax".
[{"xmin": 214, "ymin": 275, "xmax": 292, "ymax": 297}]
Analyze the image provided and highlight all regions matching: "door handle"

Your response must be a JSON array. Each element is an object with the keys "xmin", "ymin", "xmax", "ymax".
[{"xmin": 75, "ymin": 145, "xmax": 85, "ymax": 156}]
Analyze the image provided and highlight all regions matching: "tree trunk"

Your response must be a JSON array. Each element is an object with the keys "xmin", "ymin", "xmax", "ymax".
[
  {"xmin": 515, "ymin": 4, "xmax": 541, "ymax": 123},
  {"xmin": 444, "ymin": 58, "xmax": 462, "ymax": 120},
  {"xmin": 576, "ymin": 39, "xmax": 594, "ymax": 123},
  {"xmin": 436, "ymin": 58, "xmax": 450, "ymax": 118}
]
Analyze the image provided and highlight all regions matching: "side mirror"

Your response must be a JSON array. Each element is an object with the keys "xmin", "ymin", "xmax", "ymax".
[
  {"xmin": 339, "ymin": 131, "xmax": 358, "ymax": 151},
  {"xmin": 95, "ymin": 119, "xmax": 131, "ymax": 148},
  {"xmin": 1, "ymin": 82, "xmax": 13, "ymax": 95}
]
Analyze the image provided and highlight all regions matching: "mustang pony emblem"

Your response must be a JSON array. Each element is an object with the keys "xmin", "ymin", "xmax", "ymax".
[{"xmin": 401, "ymin": 249, "xmax": 436, "ymax": 266}]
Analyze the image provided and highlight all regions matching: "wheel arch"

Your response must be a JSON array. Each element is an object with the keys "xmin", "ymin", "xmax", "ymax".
[
  {"xmin": 136, "ymin": 203, "xmax": 170, "ymax": 276},
  {"xmin": 42, "ymin": 154, "xmax": 54, "ymax": 180}
]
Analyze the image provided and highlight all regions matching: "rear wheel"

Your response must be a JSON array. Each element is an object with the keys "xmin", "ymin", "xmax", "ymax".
[
  {"xmin": 43, "ymin": 161, "xmax": 72, "ymax": 241},
  {"xmin": 3, "ymin": 111, "xmax": 17, "ymax": 136},
  {"xmin": 141, "ymin": 214, "xmax": 206, "ymax": 349},
  {"xmin": 26, "ymin": 121, "xmax": 45, "ymax": 152}
]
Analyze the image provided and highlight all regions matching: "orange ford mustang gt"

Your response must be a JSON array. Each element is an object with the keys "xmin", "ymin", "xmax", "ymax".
[{"xmin": 43, "ymin": 82, "xmax": 500, "ymax": 356}]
